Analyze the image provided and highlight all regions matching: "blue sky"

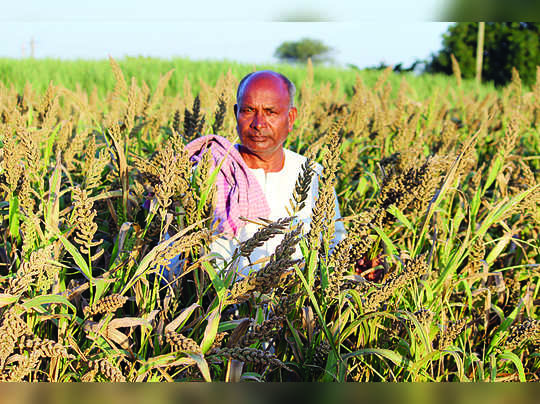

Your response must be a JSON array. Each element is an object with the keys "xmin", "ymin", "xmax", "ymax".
[{"xmin": 2, "ymin": 1, "xmax": 452, "ymax": 68}]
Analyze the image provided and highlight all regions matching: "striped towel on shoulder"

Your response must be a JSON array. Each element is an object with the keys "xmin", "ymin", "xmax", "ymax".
[{"xmin": 185, "ymin": 135, "xmax": 270, "ymax": 239}]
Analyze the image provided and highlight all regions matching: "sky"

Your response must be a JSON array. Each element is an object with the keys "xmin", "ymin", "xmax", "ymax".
[{"xmin": 2, "ymin": 1, "xmax": 453, "ymax": 69}]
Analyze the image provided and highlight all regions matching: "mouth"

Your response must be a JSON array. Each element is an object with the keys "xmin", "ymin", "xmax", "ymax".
[{"xmin": 247, "ymin": 135, "xmax": 268, "ymax": 142}]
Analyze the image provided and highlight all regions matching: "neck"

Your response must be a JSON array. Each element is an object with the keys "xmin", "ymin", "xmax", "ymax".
[{"xmin": 238, "ymin": 146, "xmax": 285, "ymax": 173}]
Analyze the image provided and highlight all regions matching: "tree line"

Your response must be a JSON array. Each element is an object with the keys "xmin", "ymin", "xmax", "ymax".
[{"xmin": 275, "ymin": 23, "xmax": 540, "ymax": 87}]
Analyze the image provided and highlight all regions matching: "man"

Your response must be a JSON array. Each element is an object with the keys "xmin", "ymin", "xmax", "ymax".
[{"xmin": 187, "ymin": 70, "xmax": 346, "ymax": 276}]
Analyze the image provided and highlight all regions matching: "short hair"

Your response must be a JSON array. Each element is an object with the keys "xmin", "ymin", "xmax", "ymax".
[{"xmin": 236, "ymin": 71, "xmax": 296, "ymax": 108}]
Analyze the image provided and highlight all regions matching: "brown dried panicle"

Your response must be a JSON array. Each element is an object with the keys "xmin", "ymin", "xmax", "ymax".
[
  {"xmin": 326, "ymin": 237, "xmax": 354, "ymax": 299},
  {"xmin": 212, "ymin": 94, "xmax": 227, "ymax": 134},
  {"xmin": 132, "ymin": 153, "xmax": 161, "ymax": 188},
  {"xmin": 307, "ymin": 120, "xmax": 343, "ymax": 252},
  {"xmin": 63, "ymin": 129, "xmax": 89, "ymax": 172},
  {"xmin": 227, "ymin": 225, "xmax": 302, "ymax": 304},
  {"xmin": 124, "ymin": 77, "xmax": 139, "ymax": 132},
  {"xmin": 288, "ymin": 159, "xmax": 315, "ymax": 215},
  {"xmin": 16, "ymin": 127, "xmax": 41, "ymax": 183},
  {"xmin": 239, "ymin": 217, "xmax": 293, "ymax": 258},
  {"xmin": 348, "ymin": 211, "xmax": 377, "ymax": 263},
  {"xmin": 436, "ymin": 318, "xmax": 469, "ymax": 350},
  {"xmin": 466, "ymin": 236, "xmax": 485, "ymax": 276},
  {"xmin": 273, "ymin": 293, "xmax": 302, "ymax": 317},
  {"xmin": 312, "ymin": 340, "xmax": 330, "ymax": 368},
  {"xmin": 0, "ymin": 305, "xmax": 30, "ymax": 364},
  {"xmin": 88, "ymin": 358, "xmax": 126, "ymax": 382},
  {"xmin": 410, "ymin": 156, "xmax": 449, "ymax": 214},
  {"xmin": 237, "ymin": 316, "xmax": 284, "ymax": 347},
  {"xmin": 4, "ymin": 350, "xmax": 41, "ymax": 382},
  {"xmin": 362, "ymin": 254, "xmax": 428, "ymax": 313},
  {"xmin": 395, "ymin": 309, "xmax": 435, "ymax": 336},
  {"xmin": 450, "ymin": 54, "xmax": 463, "ymax": 89},
  {"xmin": 412, "ymin": 309, "xmax": 435, "ymax": 328},
  {"xmin": 152, "ymin": 140, "xmax": 194, "ymax": 218},
  {"xmin": 21, "ymin": 213, "xmax": 40, "ymax": 256},
  {"xmin": 0, "ymin": 133, "xmax": 23, "ymax": 195},
  {"xmin": 109, "ymin": 56, "xmax": 127, "ymax": 103},
  {"xmin": 210, "ymin": 332, "xmax": 229, "ymax": 351},
  {"xmin": 153, "ymin": 228, "xmax": 210, "ymax": 269},
  {"xmin": 213, "ymin": 347, "xmax": 290, "ymax": 372},
  {"xmin": 15, "ymin": 170, "xmax": 35, "ymax": 217},
  {"xmin": 165, "ymin": 331, "xmax": 201, "ymax": 353},
  {"xmin": 154, "ymin": 144, "xmax": 177, "ymax": 214},
  {"xmin": 82, "ymin": 136, "xmax": 110, "ymax": 192},
  {"xmin": 501, "ymin": 319, "xmax": 540, "ymax": 352},
  {"xmin": 5, "ymin": 268, "xmax": 38, "ymax": 297},
  {"xmin": 194, "ymin": 148, "xmax": 216, "ymax": 218},
  {"xmin": 83, "ymin": 294, "xmax": 129, "ymax": 317},
  {"xmin": 71, "ymin": 187, "xmax": 103, "ymax": 260},
  {"xmin": 55, "ymin": 121, "xmax": 73, "ymax": 154},
  {"xmin": 183, "ymin": 94, "xmax": 205, "ymax": 141},
  {"xmin": 19, "ymin": 334, "xmax": 74, "ymax": 360},
  {"xmin": 26, "ymin": 245, "xmax": 57, "ymax": 293}
]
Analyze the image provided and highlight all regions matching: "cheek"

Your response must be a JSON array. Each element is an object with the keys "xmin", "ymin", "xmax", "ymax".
[{"xmin": 237, "ymin": 118, "xmax": 249, "ymax": 129}]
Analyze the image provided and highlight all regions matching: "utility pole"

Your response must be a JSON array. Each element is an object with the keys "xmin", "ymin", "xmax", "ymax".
[
  {"xmin": 476, "ymin": 22, "xmax": 485, "ymax": 85},
  {"xmin": 30, "ymin": 37, "xmax": 35, "ymax": 58}
]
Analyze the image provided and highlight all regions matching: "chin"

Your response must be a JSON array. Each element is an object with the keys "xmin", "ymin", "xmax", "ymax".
[{"xmin": 245, "ymin": 142, "xmax": 271, "ymax": 152}]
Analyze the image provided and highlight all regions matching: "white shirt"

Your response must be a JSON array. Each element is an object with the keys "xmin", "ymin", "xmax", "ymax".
[{"xmin": 210, "ymin": 148, "xmax": 346, "ymax": 277}]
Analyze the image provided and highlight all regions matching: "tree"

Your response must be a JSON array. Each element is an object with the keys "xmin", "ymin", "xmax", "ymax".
[
  {"xmin": 274, "ymin": 38, "xmax": 333, "ymax": 64},
  {"xmin": 426, "ymin": 22, "xmax": 540, "ymax": 86}
]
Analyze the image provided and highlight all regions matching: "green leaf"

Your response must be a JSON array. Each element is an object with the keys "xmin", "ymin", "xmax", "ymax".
[
  {"xmin": 201, "ymin": 260, "xmax": 226, "ymax": 304},
  {"xmin": 0, "ymin": 293, "xmax": 19, "ymax": 308},
  {"xmin": 488, "ymin": 301, "xmax": 524, "ymax": 354},
  {"xmin": 415, "ymin": 131, "xmax": 479, "ymax": 256},
  {"xmin": 293, "ymin": 263, "xmax": 342, "ymax": 370},
  {"xmin": 196, "ymin": 162, "xmax": 220, "ymax": 212},
  {"xmin": 120, "ymin": 220, "xmax": 203, "ymax": 293},
  {"xmin": 483, "ymin": 154, "xmax": 504, "ymax": 194},
  {"xmin": 93, "ymin": 278, "xmax": 110, "ymax": 301},
  {"xmin": 200, "ymin": 306, "xmax": 220, "ymax": 354},
  {"xmin": 8, "ymin": 195, "xmax": 20, "ymax": 243},
  {"xmin": 373, "ymin": 225, "xmax": 398, "ymax": 257},
  {"xmin": 342, "ymin": 348, "xmax": 410, "ymax": 369},
  {"xmin": 22, "ymin": 294, "xmax": 76, "ymax": 313},
  {"xmin": 186, "ymin": 353, "xmax": 212, "ymax": 382},
  {"xmin": 387, "ymin": 204, "xmax": 414, "ymax": 231},
  {"xmin": 321, "ymin": 349, "xmax": 340, "ymax": 382},
  {"xmin": 306, "ymin": 249, "xmax": 318, "ymax": 288},
  {"xmin": 165, "ymin": 303, "xmax": 201, "ymax": 333},
  {"xmin": 45, "ymin": 156, "xmax": 62, "ymax": 238},
  {"xmin": 27, "ymin": 105, "xmax": 33, "ymax": 126},
  {"xmin": 485, "ymin": 234, "xmax": 512, "ymax": 265},
  {"xmin": 476, "ymin": 184, "xmax": 539, "ymax": 241},
  {"xmin": 57, "ymin": 232, "xmax": 92, "ymax": 281},
  {"xmin": 498, "ymin": 351, "xmax": 526, "ymax": 382},
  {"xmin": 44, "ymin": 124, "xmax": 61, "ymax": 164}
]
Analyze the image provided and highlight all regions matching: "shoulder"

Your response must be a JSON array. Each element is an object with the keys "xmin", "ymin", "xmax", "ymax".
[
  {"xmin": 283, "ymin": 148, "xmax": 323, "ymax": 176},
  {"xmin": 283, "ymin": 148, "xmax": 306, "ymax": 165}
]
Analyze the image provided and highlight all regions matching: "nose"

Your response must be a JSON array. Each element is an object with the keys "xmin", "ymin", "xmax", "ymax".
[{"xmin": 250, "ymin": 111, "xmax": 268, "ymax": 130}]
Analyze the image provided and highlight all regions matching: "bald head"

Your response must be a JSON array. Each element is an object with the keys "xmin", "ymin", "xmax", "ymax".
[{"xmin": 236, "ymin": 71, "xmax": 296, "ymax": 108}]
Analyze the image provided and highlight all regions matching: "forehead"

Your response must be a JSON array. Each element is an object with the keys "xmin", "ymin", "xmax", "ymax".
[{"xmin": 239, "ymin": 75, "xmax": 289, "ymax": 106}]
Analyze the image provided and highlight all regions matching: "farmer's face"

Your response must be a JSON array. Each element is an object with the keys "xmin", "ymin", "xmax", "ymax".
[{"xmin": 234, "ymin": 73, "xmax": 297, "ymax": 160}]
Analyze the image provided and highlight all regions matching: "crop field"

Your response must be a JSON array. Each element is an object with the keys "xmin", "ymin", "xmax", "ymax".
[{"xmin": 0, "ymin": 58, "xmax": 538, "ymax": 381}]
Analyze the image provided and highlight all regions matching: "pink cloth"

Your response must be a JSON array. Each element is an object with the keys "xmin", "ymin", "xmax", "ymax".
[{"xmin": 185, "ymin": 135, "xmax": 270, "ymax": 238}]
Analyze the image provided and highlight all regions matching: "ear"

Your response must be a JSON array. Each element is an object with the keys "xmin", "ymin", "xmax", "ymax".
[{"xmin": 288, "ymin": 107, "xmax": 297, "ymax": 131}]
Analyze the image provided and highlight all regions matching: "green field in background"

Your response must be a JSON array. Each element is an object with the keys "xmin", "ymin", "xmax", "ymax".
[{"xmin": 0, "ymin": 57, "xmax": 497, "ymax": 100}]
